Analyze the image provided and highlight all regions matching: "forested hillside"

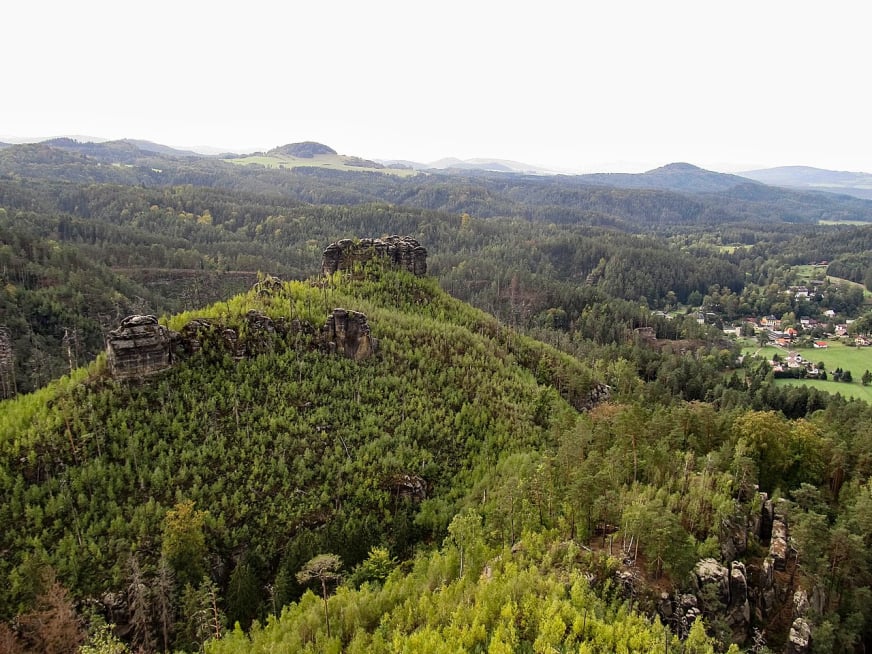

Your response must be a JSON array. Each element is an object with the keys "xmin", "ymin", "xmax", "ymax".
[
  {"xmin": 0, "ymin": 269, "xmax": 599, "ymax": 651},
  {"xmin": 5, "ymin": 140, "xmax": 872, "ymax": 652}
]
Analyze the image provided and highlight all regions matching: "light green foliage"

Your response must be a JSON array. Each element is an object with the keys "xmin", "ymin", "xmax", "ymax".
[
  {"xmin": 445, "ymin": 509, "xmax": 485, "ymax": 577},
  {"xmin": 161, "ymin": 500, "xmax": 208, "ymax": 588},
  {"xmin": 205, "ymin": 532, "xmax": 706, "ymax": 654},
  {"xmin": 0, "ymin": 271, "xmax": 582, "ymax": 626},
  {"xmin": 78, "ymin": 624, "xmax": 131, "ymax": 654},
  {"xmin": 350, "ymin": 546, "xmax": 397, "ymax": 588}
]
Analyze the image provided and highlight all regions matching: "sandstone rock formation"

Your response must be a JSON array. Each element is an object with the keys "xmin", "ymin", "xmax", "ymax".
[
  {"xmin": 770, "ymin": 507, "xmax": 790, "ymax": 571},
  {"xmin": 787, "ymin": 618, "xmax": 812, "ymax": 654},
  {"xmin": 321, "ymin": 308, "xmax": 377, "ymax": 360},
  {"xmin": 108, "ymin": 305, "xmax": 376, "ymax": 380},
  {"xmin": 106, "ymin": 315, "xmax": 174, "ymax": 380},
  {"xmin": 385, "ymin": 473, "xmax": 428, "ymax": 501},
  {"xmin": 694, "ymin": 558, "xmax": 730, "ymax": 607},
  {"xmin": 321, "ymin": 236, "xmax": 427, "ymax": 277},
  {"xmin": 656, "ymin": 559, "xmax": 749, "ymax": 645},
  {"xmin": 727, "ymin": 562, "xmax": 751, "ymax": 645}
]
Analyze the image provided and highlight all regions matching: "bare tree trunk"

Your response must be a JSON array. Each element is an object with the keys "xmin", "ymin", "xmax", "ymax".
[{"xmin": 321, "ymin": 579, "xmax": 331, "ymax": 639}]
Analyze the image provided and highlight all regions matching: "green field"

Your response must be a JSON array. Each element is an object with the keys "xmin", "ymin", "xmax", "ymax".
[
  {"xmin": 224, "ymin": 153, "xmax": 418, "ymax": 177},
  {"xmin": 792, "ymin": 264, "xmax": 827, "ymax": 281},
  {"xmin": 715, "ymin": 244, "xmax": 753, "ymax": 253},
  {"xmin": 774, "ymin": 378, "xmax": 872, "ymax": 402},
  {"xmin": 743, "ymin": 341, "xmax": 872, "ymax": 402},
  {"xmin": 792, "ymin": 264, "xmax": 872, "ymax": 300}
]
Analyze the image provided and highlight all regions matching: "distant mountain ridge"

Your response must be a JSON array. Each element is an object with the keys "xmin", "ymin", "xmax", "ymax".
[
  {"xmin": 3, "ymin": 137, "xmax": 872, "ymax": 226},
  {"xmin": 738, "ymin": 166, "xmax": 872, "ymax": 200},
  {"xmin": 574, "ymin": 162, "xmax": 761, "ymax": 193},
  {"xmin": 376, "ymin": 156, "xmax": 562, "ymax": 175}
]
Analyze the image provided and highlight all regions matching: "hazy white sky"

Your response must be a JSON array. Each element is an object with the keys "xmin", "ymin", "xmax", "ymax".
[{"xmin": 3, "ymin": 1, "xmax": 871, "ymax": 173}]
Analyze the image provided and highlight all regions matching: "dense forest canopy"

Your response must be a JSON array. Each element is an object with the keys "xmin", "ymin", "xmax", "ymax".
[{"xmin": 4, "ymin": 139, "xmax": 872, "ymax": 653}]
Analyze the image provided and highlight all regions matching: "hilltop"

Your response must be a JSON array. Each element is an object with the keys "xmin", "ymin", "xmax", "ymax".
[{"xmin": 0, "ymin": 263, "xmax": 603, "ymax": 649}]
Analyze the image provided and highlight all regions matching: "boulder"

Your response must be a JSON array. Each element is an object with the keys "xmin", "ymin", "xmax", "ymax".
[{"xmin": 658, "ymin": 592, "xmax": 673, "ymax": 619}]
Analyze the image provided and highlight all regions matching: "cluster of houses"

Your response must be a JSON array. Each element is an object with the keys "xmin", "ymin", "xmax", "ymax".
[
  {"xmin": 725, "ymin": 313, "xmax": 871, "ymax": 376},
  {"xmin": 723, "ymin": 313, "xmax": 867, "ymax": 347},
  {"xmin": 768, "ymin": 351, "xmax": 823, "ymax": 378}
]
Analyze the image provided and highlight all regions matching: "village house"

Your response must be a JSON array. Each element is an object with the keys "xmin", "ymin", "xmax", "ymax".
[{"xmin": 792, "ymin": 286, "xmax": 810, "ymax": 300}]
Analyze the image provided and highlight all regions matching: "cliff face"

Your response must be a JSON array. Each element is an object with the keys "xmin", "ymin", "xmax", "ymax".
[{"xmin": 321, "ymin": 236, "xmax": 427, "ymax": 277}]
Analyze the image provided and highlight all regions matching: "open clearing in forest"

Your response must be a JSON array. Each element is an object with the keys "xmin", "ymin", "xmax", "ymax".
[{"xmin": 744, "ymin": 341, "xmax": 872, "ymax": 402}]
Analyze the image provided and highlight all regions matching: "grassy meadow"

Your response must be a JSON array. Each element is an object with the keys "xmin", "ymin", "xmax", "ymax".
[{"xmin": 743, "ymin": 340, "xmax": 872, "ymax": 402}]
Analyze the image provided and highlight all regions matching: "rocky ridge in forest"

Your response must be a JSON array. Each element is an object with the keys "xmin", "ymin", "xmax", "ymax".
[
  {"xmin": 321, "ymin": 235, "xmax": 428, "ymax": 277},
  {"xmin": 107, "ymin": 304, "xmax": 377, "ymax": 380},
  {"xmin": 653, "ymin": 490, "xmax": 810, "ymax": 651}
]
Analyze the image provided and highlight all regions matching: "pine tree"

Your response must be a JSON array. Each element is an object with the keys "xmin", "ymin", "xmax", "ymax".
[{"xmin": 296, "ymin": 554, "xmax": 343, "ymax": 639}]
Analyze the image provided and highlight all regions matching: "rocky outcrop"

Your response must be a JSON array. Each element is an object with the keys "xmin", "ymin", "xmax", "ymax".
[
  {"xmin": 321, "ymin": 308, "xmax": 377, "ymax": 360},
  {"xmin": 106, "ymin": 315, "xmax": 174, "ymax": 379},
  {"xmin": 695, "ymin": 558, "xmax": 730, "ymax": 607},
  {"xmin": 757, "ymin": 556, "xmax": 777, "ymax": 619},
  {"xmin": 770, "ymin": 506, "xmax": 790, "ymax": 571},
  {"xmin": 787, "ymin": 618, "xmax": 812, "ymax": 654},
  {"xmin": 657, "ymin": 559, "xmax": 750, "ymax": 645},
  {"xmin": 760, "ymin": 494, "xmax": 774, "ymax": 541},
  {"xmin": 727, "ymin": 562, "xmax": 751, "ymax": 645},
  {"xmin": 576, "ymin": 383, "xmax": 612, "ymax": 412},
  {"xmin": 385, "ymin": 473, "xmax": 428, "ymax": 501},
  {"xmin": 321, "ymin": 236, "xmax": 428, "ymax": 277},
  {"xmin": 108, "ymin": 306, "xmax": 375, "ymax": 380}
]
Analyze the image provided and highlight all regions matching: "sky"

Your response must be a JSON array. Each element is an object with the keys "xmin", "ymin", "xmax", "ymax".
[{"xmin": 3, "ymin": 1, "xmax": 872, "ymax": 173}]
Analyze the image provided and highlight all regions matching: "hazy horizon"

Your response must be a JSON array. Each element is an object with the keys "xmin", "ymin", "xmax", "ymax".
[
  {"xmin": 4, "ymin": 2, "xmax": 871, "ymax": 177},
  {"xmin": 4, "ymin": 132, "xmax": 869, "ymax": 177}
]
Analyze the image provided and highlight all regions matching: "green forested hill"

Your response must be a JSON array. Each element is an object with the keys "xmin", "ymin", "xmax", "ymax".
[
  {"xmin": 0, "ymin": 177, "xmax": 746, "ymax": 397},
  {"xmin": 5, "ymin": 268, "xmax": 872, "ymax": 653},
  {"xmin": 0, "ymin": 269, "xmax": 597, "ymax": 651}
]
